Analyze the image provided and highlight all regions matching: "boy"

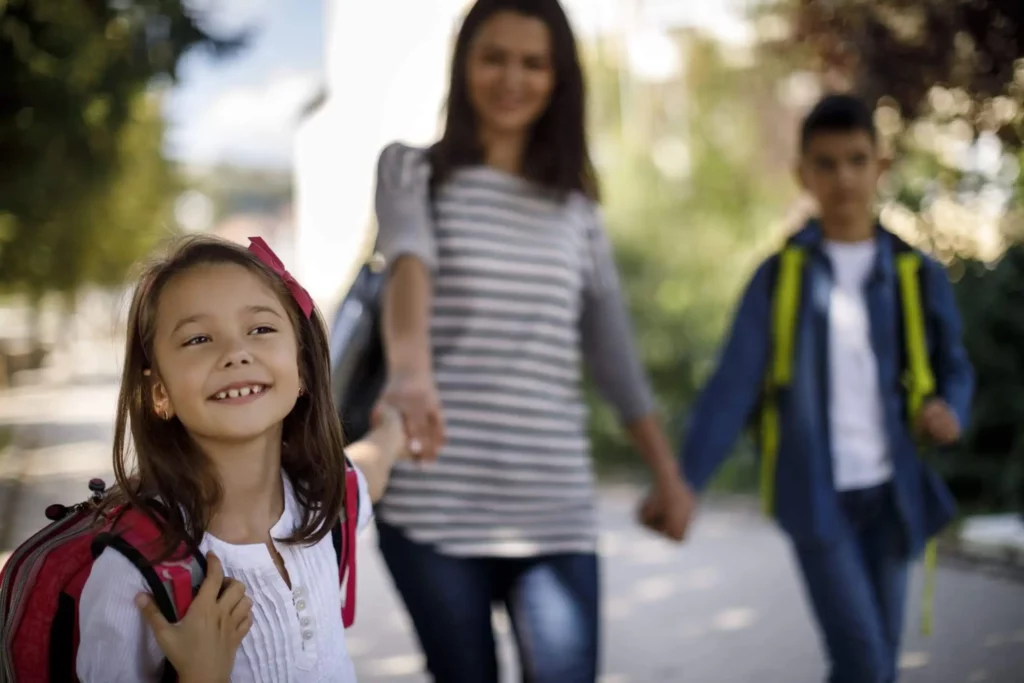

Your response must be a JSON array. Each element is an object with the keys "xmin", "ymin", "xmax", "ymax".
[{"xmin": 678, "ymin": 94, "xmax": 974, "ymax": 682}]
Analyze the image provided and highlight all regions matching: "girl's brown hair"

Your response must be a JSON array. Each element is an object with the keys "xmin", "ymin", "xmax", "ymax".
[{"xmin": 104, "ymin": 235, "xmax": 347, "ymax": 559}]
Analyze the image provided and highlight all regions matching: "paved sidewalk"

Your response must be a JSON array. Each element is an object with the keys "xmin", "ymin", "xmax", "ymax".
[{"xmin": 1, "ymin": 379, "xmax": 1023, "ymax": 682}]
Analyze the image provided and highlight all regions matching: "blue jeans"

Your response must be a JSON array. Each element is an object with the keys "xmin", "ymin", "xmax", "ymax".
[
  {"xmin": 377, "ymin": 521, "xmax": 600, "ymax": 683},
  {"xmin": 794, "ymin": 483, "xmax": 910, "ymax": 683}
]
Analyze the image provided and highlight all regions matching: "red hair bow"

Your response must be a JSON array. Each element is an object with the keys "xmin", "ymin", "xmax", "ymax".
[{"xmin": 247, "ymin": 237, "xmax": 314, "ymax": 319}]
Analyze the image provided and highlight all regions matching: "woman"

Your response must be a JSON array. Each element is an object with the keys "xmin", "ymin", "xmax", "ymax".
[{"xmin": 372, "ymin": 1, "xmax": 693, "ymax": 681}]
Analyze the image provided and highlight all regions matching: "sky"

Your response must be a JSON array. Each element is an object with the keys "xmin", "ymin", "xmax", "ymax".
[{"xmin": 164, "ymin": 0, "xmax": 327, "ymax": 170}]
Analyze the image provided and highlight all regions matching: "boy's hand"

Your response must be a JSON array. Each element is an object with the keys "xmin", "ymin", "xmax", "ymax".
[
  {"xmin": 637, "ymin": 477, "xmax": 695, "ymax": 542},
  {"xmin": 915, "ymin": 398, "xmax": 961, "ymax": 446},
  {"xmin": 136, "ymin": 552, "xmax": 251, "ymax": 683}
]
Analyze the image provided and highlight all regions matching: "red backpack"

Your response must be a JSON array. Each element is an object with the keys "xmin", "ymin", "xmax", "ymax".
[{"xmin": 0, "ymin": 466, "xmax": 360, "ymax": 683}]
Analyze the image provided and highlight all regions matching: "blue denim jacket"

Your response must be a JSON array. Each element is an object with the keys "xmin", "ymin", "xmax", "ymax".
[{"xmin": 681, "ymin": 221, "xmax": 975, "ymax": 555}]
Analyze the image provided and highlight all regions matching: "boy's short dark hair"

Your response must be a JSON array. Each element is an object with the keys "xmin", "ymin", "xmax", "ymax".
[{"xmin": 800, "ymin": 94, "xmax": 877, "ymax": 152}]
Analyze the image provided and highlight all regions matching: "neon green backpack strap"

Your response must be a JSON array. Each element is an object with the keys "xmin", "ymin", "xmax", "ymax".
[
  {"xmin": 896, "ymin": 252, "xmax": 937, "ymax": 420},
  {"xmin": 895, "ymin": 250, "xmax": 941, "ymax": 637},
  {"xmin": 760, "ymin": 244, "xmax": 806, "ymax": 516}
]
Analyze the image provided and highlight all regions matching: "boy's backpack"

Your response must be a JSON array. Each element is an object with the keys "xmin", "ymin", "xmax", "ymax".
[
  {"xmin": 0, "ymin": 465, "xmax": 361, "ymax": 683},
  {"xmin": 757, "ymin": 234, "xmax": 933, "ymax": 514},
  {"xmin": 758, "ymin": 233, "xmax": 940, "ymax": 635}
]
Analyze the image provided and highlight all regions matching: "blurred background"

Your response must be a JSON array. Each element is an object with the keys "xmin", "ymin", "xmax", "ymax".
[{"xmin": 1, "ymin": 0, "xmax": 1023, "ymax": 681}]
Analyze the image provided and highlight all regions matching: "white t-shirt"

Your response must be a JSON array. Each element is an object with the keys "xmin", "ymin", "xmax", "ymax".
[
  {"xmin": 77, "ymin": 467, "xmax": 374, "ymax": 683},
  {"xmin": 822, "ymin": 239, "xmax": 892, "ymax": 491}
]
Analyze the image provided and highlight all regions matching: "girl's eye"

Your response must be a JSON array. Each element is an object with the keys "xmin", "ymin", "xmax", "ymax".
[
  {"xmin": 183, "ymin": 335, "xmax": 209, "ymax": 347},
  {"xmin": 251, "ymin": 325, "xmax": 276, "ymax": 335}
]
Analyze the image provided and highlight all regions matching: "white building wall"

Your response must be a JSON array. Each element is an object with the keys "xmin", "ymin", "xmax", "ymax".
[{"xmin": 293, "ymin": 0, "xmax": 467, "ymax": 312}]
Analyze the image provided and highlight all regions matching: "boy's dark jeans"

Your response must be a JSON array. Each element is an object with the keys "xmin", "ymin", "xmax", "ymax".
[
  {"xmin": 794, "ymin": 483, "xmax": 910, "ymax": 683},
  {"xmin": 377, "ymin": 521, "xmax": 600, "ymax": 683}
]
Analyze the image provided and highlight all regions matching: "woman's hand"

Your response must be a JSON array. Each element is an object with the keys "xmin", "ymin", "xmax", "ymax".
[
  {"xmin": 376, "ymin": 371, "xmax": 446, "ymax": 462},
  {"xmin": 625, "ymin": 415, "xmax": 695, "ymax": 542},
  {"xmin": 638, "ymin": 477, "xmax": 696, "ymax": 542},
  {"xmin": 136, "ymin": 552, "xmax": 251, "ymax": 683}
]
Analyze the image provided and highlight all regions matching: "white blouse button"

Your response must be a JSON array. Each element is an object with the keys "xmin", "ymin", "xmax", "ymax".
[
  {"xmin": 295, "ymin": 599, "xmax": 307, "ymax": 611},
  {"xmin": 302, "ymin": 629, "xmax": 314, "ymax": 641},
  {"xmin": 300, "ymin": 616, "xmax": 311, "ymax": 627}
]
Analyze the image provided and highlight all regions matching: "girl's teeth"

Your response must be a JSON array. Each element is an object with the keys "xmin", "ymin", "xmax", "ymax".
[{"xmin": 214, "ymin": 385, "xmax": 266, "ymax": 400}]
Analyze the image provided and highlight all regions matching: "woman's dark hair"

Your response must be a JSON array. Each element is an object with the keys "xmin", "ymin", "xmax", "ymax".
[
  {"xmin": 428, "ymin": 0, "xmax": 599, "ymax": 201},
  {"xmin": 103, "ymin": 235, "xmax": 348, "ymax": 560}
]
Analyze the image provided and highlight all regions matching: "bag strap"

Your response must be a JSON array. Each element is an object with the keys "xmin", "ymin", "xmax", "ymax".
[
  {"xmin": 896, "ymin": 253, "xmax": 935, "ymax": 414},
  {"xmin": 331, "ymin": 458, "xmax": 361, "ymax": 627},
  {"xmin": 760, "ymin": 243, "xmax": 807, "ymax": 516},
  {"xmin": 93, "ymin": 506, "xmax": 206, "ymax": 683},
  {"xmin": 890, "ymin": 237, "xmax": 936, "ymax": 421}
]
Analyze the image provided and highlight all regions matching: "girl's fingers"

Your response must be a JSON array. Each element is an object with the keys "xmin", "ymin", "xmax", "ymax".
[
  {"xmin": 234, "ymin": 613, "xmax": 253, "ymax": 645},
  {"xmin": 217, "ymin": 578, "xmax": 246, "ymax": 610},
  {"xmin": 230, "ymin": 594, "xmax": 252, "ymax": 622},
  {"xmin": 195, "ymin": 552, "xmax": 224, "ymax": 605}
]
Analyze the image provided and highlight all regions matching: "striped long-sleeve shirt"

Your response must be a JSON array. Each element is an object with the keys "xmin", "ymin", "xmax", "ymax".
[{"xmin": 372, "ymin": 142, "xmax": 655, "ymax": 557}]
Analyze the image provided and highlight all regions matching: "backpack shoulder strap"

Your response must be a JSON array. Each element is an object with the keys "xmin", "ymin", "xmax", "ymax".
[
  {"xmin": 92, "ymin": 506, "xmax": 206, "ymax": 682},
  {"xmin": 92, "ymin": 507, "xmax": 205, "ymax": 683},
  {"xmin": 331, "ymin": 458, "xmax": 361, "ymax": 627},
  {"xmin": 759, "ymin": 242, "xmax": 807, "ymax": 516},
  {"xmin": 890, "ymin": 240, "xmax": 936, "ymax": 422},
  {"xmin": 770, "ymin": 244, "xmax": 808, "ymax": 389}
]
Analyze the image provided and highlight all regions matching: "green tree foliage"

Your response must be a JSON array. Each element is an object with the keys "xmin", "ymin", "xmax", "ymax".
[
  {"xmin": 0, "ymin": 0, "xmax": 242, "ymax": 302},
  {"xmin": 762, "ymin": 0, "xmax": 1023, "ymax": 144},
  {"xmin": 79, "ymin": 94, "xmax": 178, "ymax": 288},
  {"xmin": 946, "ymin": 247, "xmax": 1024, "ymax": 512}
]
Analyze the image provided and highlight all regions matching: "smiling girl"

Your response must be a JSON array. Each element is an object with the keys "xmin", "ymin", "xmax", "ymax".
[{"xmin": 76, "ymin": 236, "xmax": 408, "ymax": 682}]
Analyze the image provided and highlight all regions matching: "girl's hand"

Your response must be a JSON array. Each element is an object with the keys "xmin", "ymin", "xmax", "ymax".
[
  {"xmin": 372, "ymin": 400, "xmax": 403, "ymax": 432},
  {"xmin": 136, "ymin": 552, "xmax": 252, "ymax": 683},
  {"xmin": 371, "ymin": 400, "xmax": 412, "ymax": 461}
]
